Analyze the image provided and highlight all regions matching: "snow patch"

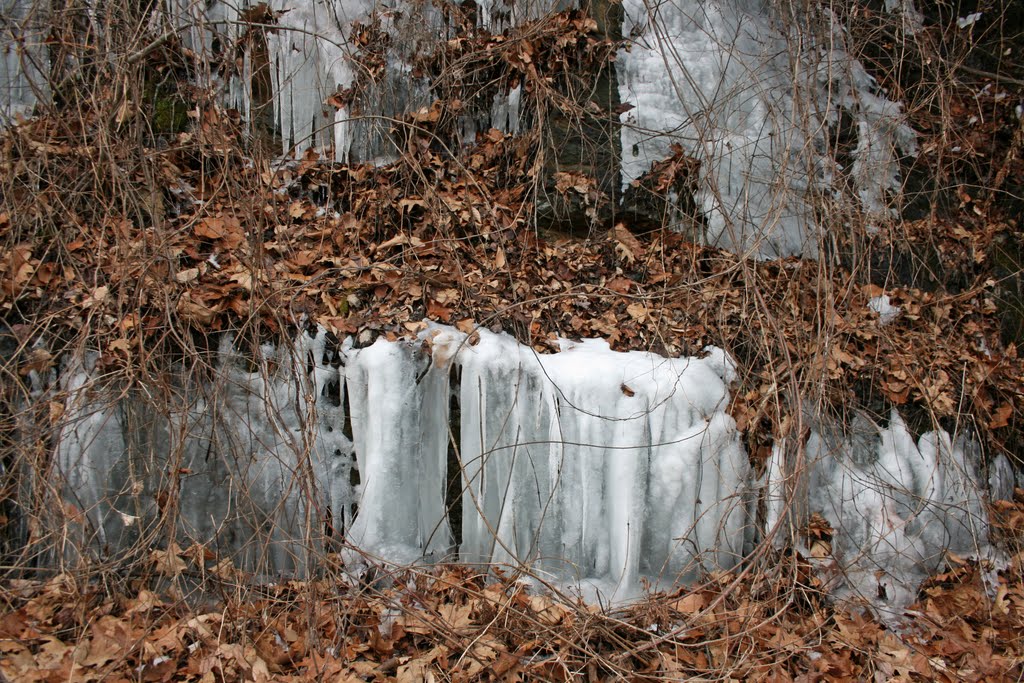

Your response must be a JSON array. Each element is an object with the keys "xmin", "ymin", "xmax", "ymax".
[{"xmin": 869, "ymin": 294, "xmax": 901, "ymax": 324}]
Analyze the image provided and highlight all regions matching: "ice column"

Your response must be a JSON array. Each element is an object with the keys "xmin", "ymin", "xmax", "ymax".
[
  {"xmin": 345, "ymin": 338, "xmax": 453, "ymax": 563},
  {"xmin": 456, "ymin": 331, "xmax": 748, "ymax": 594}
]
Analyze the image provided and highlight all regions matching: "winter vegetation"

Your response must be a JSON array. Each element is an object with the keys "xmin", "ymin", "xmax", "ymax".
[{"xmin": 0, "ymin": 0, "xmax": 1023, "ymax": 678}]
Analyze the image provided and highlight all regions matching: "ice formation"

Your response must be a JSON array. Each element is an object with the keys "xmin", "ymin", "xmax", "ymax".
[
  {"xmin": 1, "ymin": 0, "xmax": 918, "ymax": 254},
  {"xmin": 0, "ymin": 0, "xmax": 48, "ymax": 120},
  {"xmin": 615, "ymin": 0, "xmax": 917, "ymax": 257},
  {"xmin": 455, "ymin": 331, "xmax": 747, "ymax": 598},
  {"xmin": 766, "ymin": 410, "xmax": 992, "ymax": 617},
  {"xmin": 266, "ymin": 0, "xmax": 363, "ymax": 158},
  {"xmin": 54, "ymin": 324, "xmax": 748, "ymax": 596},
  {"xmin": 52, "ymin": 323, "xmax": 1001, "ymax": 608}
]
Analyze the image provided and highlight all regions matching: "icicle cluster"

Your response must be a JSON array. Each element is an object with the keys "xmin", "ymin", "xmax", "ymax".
[
  {"xmin": 55, "ymin": 325, "xmax": 747, "ymax": 596},
  {"xmin": 766, "ymin": 410, "xmax": 994, "ymax": 617},
  {"xmin": 615, "ymin": 0, "xmax": 917, "ymax": 257}
]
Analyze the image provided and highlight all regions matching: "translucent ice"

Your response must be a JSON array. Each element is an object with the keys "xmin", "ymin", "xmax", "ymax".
[
  {"xmin": 767, "ymin": 409, "xmax": 990, "ymax": 619},
  {"xmin": 615, "ymin": 0, "xmax": 916, "ymax": 257}
]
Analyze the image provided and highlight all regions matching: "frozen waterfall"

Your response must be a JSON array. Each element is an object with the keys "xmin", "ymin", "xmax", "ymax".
[
  {"xmin": 765, "ymin": 409, "xmax": 999, "ymax": 616},
  {"xmin": 51, "ymin": 324, "xmax": 999, "ymax": 609},
  {"xmin": 54, "ymin": 325, "xmax": 750, "ymax": 598}
]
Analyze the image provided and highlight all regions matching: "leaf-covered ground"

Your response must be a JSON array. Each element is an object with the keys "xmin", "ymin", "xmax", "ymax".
[{"xmin": 3, "ymin": 495, "xmax": 1024, "ymax": 683}]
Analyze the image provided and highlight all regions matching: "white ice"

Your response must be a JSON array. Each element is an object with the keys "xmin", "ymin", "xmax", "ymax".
[
  {"xmin": 266, "ymin": 0, "xmax": 364, "ymax": 158},
  {"xmin": 53, "ymin": 325, "xmax": 1001, "ymax": 606},
  {"xmin": 615, "ymin": 0, "xmax": 916, "ymax": 257},
  {"xmin": 0, "ymin": 0, "xmax": 49, "ymax": 120},
  {"xmin": 869, "ymin": 294, "xmax": 901, "ymax": 324},
  {"xmin": 766, "ymin": 409, "xmax": 991, "ymax": 620},
  {"xmin": 53, "ymin": 324, "xmax": 748, "ymax": 598},
  {"xmin": 455, "ymin": 330, "xmax": 747, "ymax": 599}
]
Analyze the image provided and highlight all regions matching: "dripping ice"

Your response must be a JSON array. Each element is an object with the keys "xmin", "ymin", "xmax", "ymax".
[
  {"xmin": 53, "ymin": 323, "xmax": 1003, "ymax": 610},
  {"xmin": 614, "ymin": 0, "xmax": 918, "ymax": 257},
  {"xmin": 55, "ymin": 324, "xmax": 748, "ymax": 599}
]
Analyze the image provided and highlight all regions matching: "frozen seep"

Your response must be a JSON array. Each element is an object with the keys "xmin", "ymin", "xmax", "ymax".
[
  {"xmin": 766, "ymin": 410, "xmax": 995, "ymax": 618},
  {"xmin": 53, "ymin": 324, "xmax": 747, "ymax": 599},
  {"xmin": 55, "ymin": 331, "xmax": 354, "ymax": 575},
  {"xmin": 615, "ymin": 0, "xmax": 916, "ymax": 257},
  {"xmin": 53, "ymin": 325, "xmax": 1001, "ymax": 607}
]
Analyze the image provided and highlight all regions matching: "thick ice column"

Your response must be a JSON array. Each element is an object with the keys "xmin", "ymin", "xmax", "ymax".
[
  {"xmin": 457, "ymin": 333, "xmax": 556, "ymax": 566},
  {"xmin": 346, "ymin": 338, "xmax": 451, "ymax": 563},
  {"xmin": 456, "ymin": 332, "xmax": 746, "ymax": 593}
]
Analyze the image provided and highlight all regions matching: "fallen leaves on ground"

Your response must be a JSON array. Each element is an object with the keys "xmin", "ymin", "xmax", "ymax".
[{"xmin": 4, "ymin": 518, "xmax": 1024, "ymax": 683}]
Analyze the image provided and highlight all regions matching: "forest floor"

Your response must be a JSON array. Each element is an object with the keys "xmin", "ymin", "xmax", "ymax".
[{"xmin": 2, "ymin": 518, "xmax": 1024, "ymax": 682}]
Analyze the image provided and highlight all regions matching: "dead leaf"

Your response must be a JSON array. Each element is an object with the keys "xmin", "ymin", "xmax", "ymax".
[
  {"xmin": 989, "ymin": 403, "xmax": 1012, "ymax": 429},
  {"xmin": 150, "ymin": 544, "xmax": 187, "ymax": 576}
]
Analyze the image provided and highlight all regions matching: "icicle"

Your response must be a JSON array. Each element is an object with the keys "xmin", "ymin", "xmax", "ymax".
[
  {"xmin": 334, "ymin": 106, "xmax": 351, "ymax": 163},
  {"xmin": 490, "ymin": 91, "xmax": 510, "ymax": 133},
  {"xmin": 345, "ymin": 338, "xmax": 451, "ymax": 564},
  {"xmin": 506, "ymin": 84, "xmax": 521, "ymax": 135}
]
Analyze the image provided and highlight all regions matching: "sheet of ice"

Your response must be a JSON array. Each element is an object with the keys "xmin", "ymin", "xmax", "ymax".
[
  {"xmin": 261, "ymin": 0, "xmax": 437, "ymax": 162},
  {"xmin": 767, "ymin": 409, "xmax": 990, "ymax": 620},
  {"xmin": 55, "ymin": 328, "xmax": 353, "ymax": 575},
  {"xmin": 615, "ymin": 0, "xmax": 916, "ymax": 257},
  {"xmin": 266, "ymin": 0, "xmax": 362, "ymax": 157},
  {"xmin": 52, "ymin": 323, "xmax": 748, "ymax": 596},
  {"xmin": 456, "ymin": 331, "xmax": 747, "ymax": 599},
  {"xmin": 0, "ymin": 0, "xmax": 49, "ymax": 120}
]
